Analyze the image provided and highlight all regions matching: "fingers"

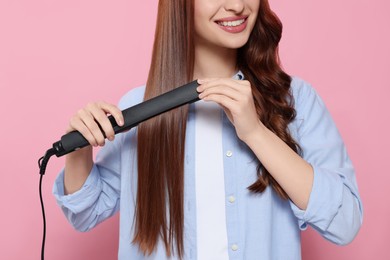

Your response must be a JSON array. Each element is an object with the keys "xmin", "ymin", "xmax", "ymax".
[
  {"xmin": 198, "ymin": 78, "xmax": 251, "ymax": 96},
  {"xmin": 67, "ymin": 101, "xmax": 124, "ymax": 147},
  {"xmin": 197, "ymin": 78, "xmax": 253, "ymax": 106},
  {"xmin": 72, "ymin": 108, "xmax": 103, "ymax": 146},
  {"xmin": 88, "ymin": 102, "xmax": 124, "ymax": 141},
  {"xmin": 198, "ymin": 78, "xmax": 250, "ymax": 88}
]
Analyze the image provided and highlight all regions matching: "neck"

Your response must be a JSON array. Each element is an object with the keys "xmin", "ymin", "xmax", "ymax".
[{"xmin": 193, "ymin": 44, "xmax": 238, "ymax": 80}]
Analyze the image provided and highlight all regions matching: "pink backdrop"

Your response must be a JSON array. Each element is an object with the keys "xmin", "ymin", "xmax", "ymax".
[{"xmin": 1, "ymin": 0, "xmax": 388, "ymax": 259}]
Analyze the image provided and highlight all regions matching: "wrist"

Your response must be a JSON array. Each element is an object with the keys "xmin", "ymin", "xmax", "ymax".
[{"xmin": 239, "ymin": 120, "xmax": 268, "ymax": 145}]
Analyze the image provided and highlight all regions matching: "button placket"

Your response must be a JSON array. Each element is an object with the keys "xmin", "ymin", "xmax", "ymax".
[
  {"xmin": 231, "ymin": 244, "xmax": 239, "ymax": 251},
  {"xmin": 226, "ymin": 150, "xmax": 233, "ymax": 157}
]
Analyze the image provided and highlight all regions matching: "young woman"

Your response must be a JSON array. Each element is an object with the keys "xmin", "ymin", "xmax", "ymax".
[{"xmin": 53, "ymin": 0, "xmax": 363, "ymax": 259}]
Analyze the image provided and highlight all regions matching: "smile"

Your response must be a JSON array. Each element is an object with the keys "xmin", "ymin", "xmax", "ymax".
[
  {"xmin": 217, "ymin": 18, "xmax": 246, "ymax": 27},
  {"xmin": 215, "ymin": 16, "xmax": 248, "ymax": 33}
]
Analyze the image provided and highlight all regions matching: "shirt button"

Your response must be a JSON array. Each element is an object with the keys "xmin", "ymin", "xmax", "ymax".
[
  {"xmin": 226, "ymin": 150, "xmax": 233, "ymax": 157},
  {"xmin": 231, "ymin": 244, "xmax": 239, "ymax": 251},
  {"xmin": 228, "ymin": 196, "xmax": 236, "ymax": 203}
]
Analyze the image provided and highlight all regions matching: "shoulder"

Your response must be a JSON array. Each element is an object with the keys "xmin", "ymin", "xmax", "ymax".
[
  {"xmin": 289, "ymin": 76, "xmax": 336, "ymax": 139},
  {"xmin": 117, "ymin": 85, "xmax": 146, "ymax": 110},
  {"xmin": 290, "ymin": 77, "xmax": 316, "ymax": 104},
  {"xmin": 289, "ymin": 76, "xmax": 325, "ymax": 112}
]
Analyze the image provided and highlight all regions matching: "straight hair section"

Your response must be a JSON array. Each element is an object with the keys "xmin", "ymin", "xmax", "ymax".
[{"xmin": 133, "ymin": 0, "xmax": 194, "ymax": 258}]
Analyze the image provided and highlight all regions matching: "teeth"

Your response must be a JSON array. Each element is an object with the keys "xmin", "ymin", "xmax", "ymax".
[{"xmin": 218, "ymin": 19, "xmax": 245, "ymax": 27}]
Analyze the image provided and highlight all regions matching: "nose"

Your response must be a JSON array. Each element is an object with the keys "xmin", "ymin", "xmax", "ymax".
[{"xmin": 224, "ymin": 0, "xmax": 245, "ymax": 14}]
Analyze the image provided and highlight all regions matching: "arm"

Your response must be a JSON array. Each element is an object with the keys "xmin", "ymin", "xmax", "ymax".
[
  {"xmin": 287, "ymin": 78, "xmax": 362, "ymax": 244},
  {"xmin": 53, "ymin": 134, "xmax": 123, "ymax": 232},
  {"xmin": 243, "ymin": 123, "xmax": 314, "ymax": 209},
  {"xmin": 53, "ymin": 94, "xmax": 137, "ymax": 231},
  {"xmin": 197, "ymin": 77, "xmax": 363, "ymax": 244}
]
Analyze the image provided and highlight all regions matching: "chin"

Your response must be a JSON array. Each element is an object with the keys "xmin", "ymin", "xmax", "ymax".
[{"xmin": 218, "ymin": 36, "xmax": 250, "ymax": 50}]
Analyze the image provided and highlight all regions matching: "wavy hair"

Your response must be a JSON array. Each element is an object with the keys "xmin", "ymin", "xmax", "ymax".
[{"xmin": 134, "ymin": 0, "xmax": 300, "ymax": 257}]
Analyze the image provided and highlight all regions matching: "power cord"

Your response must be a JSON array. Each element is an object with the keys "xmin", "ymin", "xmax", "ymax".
[{"xmin": 38, "ymin": 148, "xmax": 55, "ymax": 260}]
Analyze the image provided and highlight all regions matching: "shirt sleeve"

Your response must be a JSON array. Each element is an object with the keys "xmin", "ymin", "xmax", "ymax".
[
  {"xmin": 52, "ymin": 86, "xmax": 146, "ymax": 232},
  {"xmin": 288, "ymin": 78, "xmax": 363, "ymax": 245},
  {"xmin": 52, "ymin": 135, "xmax": 123, "ymax": 232}
]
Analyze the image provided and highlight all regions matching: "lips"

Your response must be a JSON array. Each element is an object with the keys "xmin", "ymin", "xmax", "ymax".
[{"xmin": 215, "ymin": 16, "xmax": 248, "ymax": 33}]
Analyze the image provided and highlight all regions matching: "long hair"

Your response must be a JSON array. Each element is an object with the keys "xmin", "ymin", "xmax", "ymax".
[
  {"xmin": 238, "ymin": 1, "xmax": 301, "ymax": 196},
  {"xmin": 133, "ymin": 0, "xmax": 194, "ymax": 257},
  {"xmin": 134, "ymin": 0, "xmax": 300, "ymax": 257}
]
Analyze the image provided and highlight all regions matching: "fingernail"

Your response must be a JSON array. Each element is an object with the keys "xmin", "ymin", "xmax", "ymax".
[{"xmin": 197, "ymin": 79, "xmax": 204, "ymax": 84}]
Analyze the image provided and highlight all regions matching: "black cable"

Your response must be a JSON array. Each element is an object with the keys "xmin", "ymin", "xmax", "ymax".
[
  {"xmin": 38, "ymin": 169, "xmax": 46, "ymax": 260},
  {"xmin": 38, "ymin": 149, "xmax": 55, "ymax": 260}
]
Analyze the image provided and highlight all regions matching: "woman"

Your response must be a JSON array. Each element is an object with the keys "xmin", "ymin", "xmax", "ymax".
[{"xmin": 53, "ymin": 0, "xmax": 363, "ymax": 259}]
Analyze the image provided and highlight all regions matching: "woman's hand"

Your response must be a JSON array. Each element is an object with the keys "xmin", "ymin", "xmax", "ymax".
[
  {"xmin": 67, "ymin": 101, "xmax": 124, "ymax": 147},
  {"xmin": 198, "ymin": 78, "xmax": 314, "ymax": 209},
  {"xmin": 64, "ymin": 101, "xmax": 123, "ymax": 194},
  {"xmin": 197, "ymin": 78, "xmax": 262, "ymax": 142}
]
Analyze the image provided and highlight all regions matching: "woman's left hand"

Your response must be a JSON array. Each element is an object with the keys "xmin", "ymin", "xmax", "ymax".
[{"xmin": 197, "ymin": 78, "xmax": 262, "ymax": 142}]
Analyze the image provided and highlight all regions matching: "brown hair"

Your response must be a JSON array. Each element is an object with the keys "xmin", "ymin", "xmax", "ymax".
[
  {"xmin": 238, "ymin": 1, "xmax": 301, "ymax": 196},
  {"xmin": 134, "ymin": 0, "xmax": 300, "ymax": 257}
]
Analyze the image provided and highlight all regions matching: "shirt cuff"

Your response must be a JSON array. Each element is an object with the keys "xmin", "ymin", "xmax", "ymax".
[
  {"xmin": 289, "ymin": 165, "xmax": 344, "ymax": 231},
  {"xmin": 52, "ymin": 164, "xmax": 102, "ymax": 214}
]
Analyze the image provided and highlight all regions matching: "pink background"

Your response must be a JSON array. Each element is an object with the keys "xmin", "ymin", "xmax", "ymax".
[{"xmin": 0, "ymin": 0, "xmax": 389, "ymax": 259}]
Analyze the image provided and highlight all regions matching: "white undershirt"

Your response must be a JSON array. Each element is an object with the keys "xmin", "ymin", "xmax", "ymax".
[{"xmin": 195, "ymin": 100, "xmax": 229, "ymax": 260}]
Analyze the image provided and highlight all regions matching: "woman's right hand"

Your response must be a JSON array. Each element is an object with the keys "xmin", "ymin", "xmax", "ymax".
[
  {"xmin": 63, "ymin": 101, "xmax": 124, "ymax": 195},
  {"xmin": 66, "ymin": 101, "xmax": 124, "ymax": 147}
]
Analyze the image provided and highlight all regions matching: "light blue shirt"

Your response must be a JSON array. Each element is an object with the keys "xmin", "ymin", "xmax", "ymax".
[{"xmin": 53, "ymin": 74, "xmax": 363, "ymax": 260}]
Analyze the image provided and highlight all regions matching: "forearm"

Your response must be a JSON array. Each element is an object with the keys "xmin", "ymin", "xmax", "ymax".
[
  {"xmin": 243, "ymin": 123, "xmax": 314, "ymax": 210},
  {"xmin": 64, "ymin": 146, "xmax": 93, "ymax": 195}
]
